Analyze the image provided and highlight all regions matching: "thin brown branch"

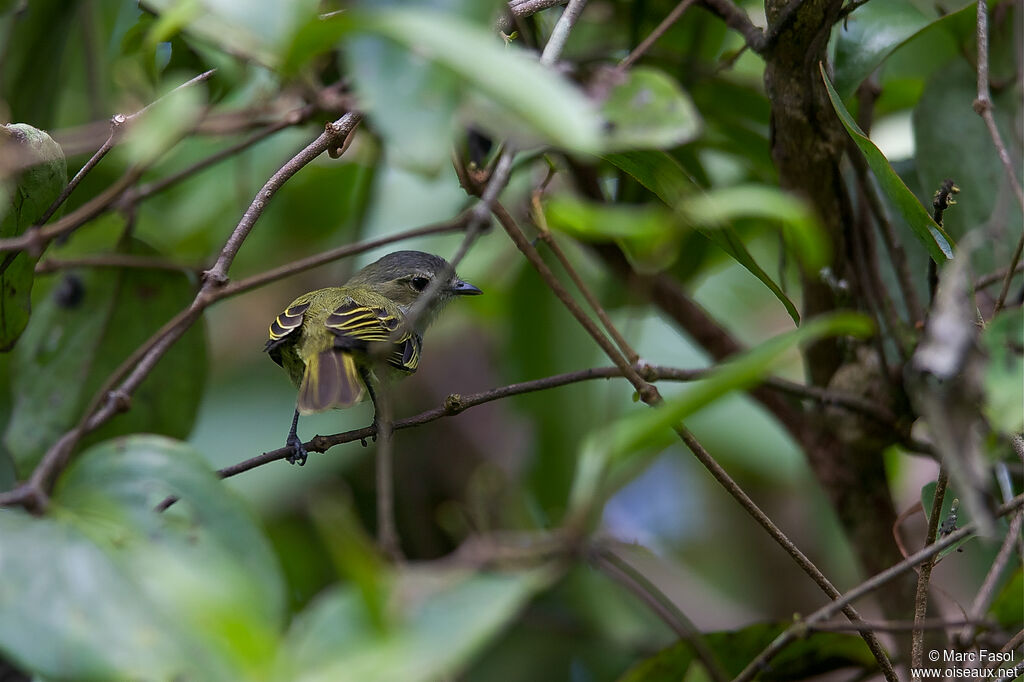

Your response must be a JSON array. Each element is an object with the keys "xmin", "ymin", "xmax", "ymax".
[
  {"xmin": 373, "ymin": 382, "xmax": 403, "ymax": 562},
  {"xmin": 958, "ymin": 510, "xmax": 1024, "ymax": 646},
  {"xmin": 530, "ymin": 193, "xmax": 640, "ymax": 364},
  {"xmin": 911, "ymin": 469, "xmax": 948, "ymax": 678},
  {"xmin": 811, "ymin": 617, "xmax": 994, "ymax": 634},
  {"xmin": 591, "ymin": 547, "xmax": 730, "ymax": 682},
  {"xmin": 617, "ymin": 0, "xmax": 699, "ymax": 72},
  {"xmin": 976, "ymin": 263, "xmax": 1024, "ymax": 290},
  {"xmin": 974, "ymin": 0, "xmax": 1024, "ymax": 315},
  {"xmin": 697, "ymin": 0, "xmax": 766, "ymax": 53},
  {"xmin": 18, "ymin": 112, "xmax": 363, "ymax": 505},
  {"xmin": 733, "ymin": 493, "xmax": 1024, "ymax": 682},
  {"xmin": 33, "ymin": 69, "xmax": 216, "ymax": 227}
]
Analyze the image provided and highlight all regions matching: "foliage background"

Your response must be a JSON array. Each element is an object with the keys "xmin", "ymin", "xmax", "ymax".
[{"xmin": 0, "ymin": 0, "xmax": 1020, "ymax": 680}]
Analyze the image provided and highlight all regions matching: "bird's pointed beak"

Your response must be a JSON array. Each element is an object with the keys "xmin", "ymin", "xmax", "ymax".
[{"xmin": 451, "ymin": 278, "xmax": 483, "ymax": 296}]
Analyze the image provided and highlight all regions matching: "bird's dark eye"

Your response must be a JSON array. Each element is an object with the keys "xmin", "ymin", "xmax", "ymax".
[{"xmin": 410, "ymin": 276, "xmax": 430, "ymax": 292}]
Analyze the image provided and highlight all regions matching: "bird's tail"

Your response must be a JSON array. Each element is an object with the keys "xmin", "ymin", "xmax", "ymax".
[{"xmin": 297, "ymin": 350, "xmax": 364, "ymax": 414}]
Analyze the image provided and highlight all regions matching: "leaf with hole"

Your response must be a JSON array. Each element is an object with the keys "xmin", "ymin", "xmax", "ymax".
[{"xmin": 3, "ymin": 236, "xmax": 207, "ymax": 475}]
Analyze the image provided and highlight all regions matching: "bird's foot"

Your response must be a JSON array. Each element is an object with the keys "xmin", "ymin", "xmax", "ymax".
[{"xmin": 286, "ymin": 434, "xmax": 308, "ymax": 466}]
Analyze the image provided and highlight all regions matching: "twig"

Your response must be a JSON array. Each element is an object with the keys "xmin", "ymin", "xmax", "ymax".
[
  {"xmin": 539, "ymin": 0, "xmax": 588, "ymax": 65},
  {"xmin": 123, "ymin": 107, "xmax": 315, "ymax": 206},
  {"xmin": 17, "ymin": 112, "xmax": 363, "ymax": 506},
  {"xmin": 958, "ymin": 510, "xmax": 1024, "ymax": 646},
  {"xmin": 811, "ymin": 617, "xmax": 994, "ymax": 634},
  {"xmin": 973, "ymin": 0, "xmax": 1024, "ymax": 315},
  {"xmin": 732, "ymin": 493, "xmax": 1024, "ymax": 682},
  {"xmin": 617, "ymin": 0, "xmax": 698, "ymax": 72},
  {"xmin": 373, "ymin": 382, "xmax": 403, "ymax": 562},
  {"xmin": 33, "ymin": 69, "xmax": 216, "ymax": 227},
  {"xmin": 697, "ymin": 0, "xmax": 766, "ymax": 53},
  {"xmin": 836, "ymin": 0, "xmax": 873, "ymax": 23},
  {"xmin": 911, "ymin": 468, "xmax": 948, "ymax": 679},
  {"xmin": 591, "ymin": 547, "xmax": 730, "ymax": 682},
  {"xmin": 976, "ymin": 263, "xmax": 1024, "ymax": 290},
  {"xmin": 530, "ymin": 192, "xmax": 640, "ymax": 364}
]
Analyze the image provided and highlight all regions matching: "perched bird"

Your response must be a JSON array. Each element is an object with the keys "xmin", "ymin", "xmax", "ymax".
[{"xmin": 264, "ymin": 250, "xmax": 482, "ymax": 465}]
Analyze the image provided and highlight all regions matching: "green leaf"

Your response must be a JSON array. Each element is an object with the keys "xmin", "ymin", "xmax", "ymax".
[
  {"xmin": 619, "ymin": 622, "xmax": 878, "ymax": 681},
  {"xmin": 604, "ymin": 152, "xmax": 808, "ymax": 323},
  {"xmin": 988, "ymin": 568, "xmax": 1021, "ymax": 631},
  {"xmin": 140, "ymin": 0, "xmax": 319, "ymax": 67},
  {"xmin": 0, "ymin": 435, "xmax": 284, "ymax": 681},
  {"xmin": 980, "ymin": 308, "xmax": 1024, "ymax": 435},
  {"xmin": 681, "ymin": 184, "xmax": 830, "ymax": 272},
  {"xmin": 284, "ymin": 9, "xmax": 602, "ymax": 153},
  {"xmin": 821, "ymin": 64, "xmax": 954, "ymax": 263},
  {"xmin": 569, "ymin": 312, "xmax": 874, "ymax": 516},
  {"xmin": 0, "ymin": 123, "xmax": 67, "ymax": 351},
  {"xmin": 920, "ymin": 481, "xmax": 975, "ymax": 558},
  {"xmin": 601, "ymin": 67, "xmax": 702, "ymax": 151},
  {"xmin": 833, "ymin": 0, "xmax": 932, "ymax": 97},
  {"xmin": 280, "ymin": 567, "xmax": 557, "ymax": 682},
  {"xmin": 4, "ymin": 237, "xmax": 207, "ymax": 475}
]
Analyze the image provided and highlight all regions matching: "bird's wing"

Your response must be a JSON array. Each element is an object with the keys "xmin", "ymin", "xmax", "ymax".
[
  {"xmin": 263, "ymin": 300, "xmax": 311, "ymax": 363},
  {"xmin": 325, "ymin": 298, "xmax": 422, "ymax": 374}
]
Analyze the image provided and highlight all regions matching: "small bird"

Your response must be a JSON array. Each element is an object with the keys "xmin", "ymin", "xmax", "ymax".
[{"xmin": 264, "ymin": 250, "xmax": 482, "ymax": 465}]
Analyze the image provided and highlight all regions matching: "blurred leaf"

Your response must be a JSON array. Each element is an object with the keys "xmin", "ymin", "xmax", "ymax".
[
  {"xmin": 601, "ymin": 67, "xmax": 702, "ymax": 151},
  {"xmin": 283, "ymin": 9, "xmax": 602, "ymax": 152},
  {"xmin": 0, "ymin": 123, "xmax": 67, "ymax": 351},
  {"xmin": 980, "ymin": 308, "xmax": 1023, "ymax": 435},
  {"xmin": 681, "ymin": 184, "xmax": 830, "ymax": 272},
  {"xmin": 544, "ymin": 195, "xmax": 681, "ymax": 271},
  {"xmin": 822, "ymin": 65, "xmax": 954, "ymax": 263},
  {"xmin": 833, "ymin": 0, "xmax": 931, "ymax": 97},
  {"xmin": 988, "ymin": 568, "xmax": 1021, "ymax": 630},
  {"xmin": 120, "ymin": 76, "xmax": 205, "ymax": 167},
  {"xmin": 344, "ymin": 34, "xmax": 459, "ymax": 174},
  {"xmin": 309, "ymin": 493, "xmax": 390, "ymax": 631},
  {"xmin": 619, "ymin": 622, "xmax": 878, "ymax": 681},
  {"xmin": 281, "ymin": 566, "xmax": 558, "ymax": 682},
  {"xmin": 0, "ymin": 435, "xmax": 285, "ymax": 681},
  {"xmin": 0, "ymin": 509, "xmax": 191, "ymax": 680},
  {"xmin": 605, "ymin": 152, "xmax": 803, "ymax": 323},
  {"xmin": 920, "ymin": 481, "xmax": 975, "ymax": 557},
  {"xmin": 569, "ymin": 312, "xmax": 874, "ymax": 516},
  {"xmin": 4, "ymin": 237, "xmax": 207, "ymax": 475},
  {"xmin": 141, "ymin": 0, "xmax": 318, "ymax": 67},
  {"xmin": 0, "ymin": 0, "xmax": 81, "ymax": 128}
]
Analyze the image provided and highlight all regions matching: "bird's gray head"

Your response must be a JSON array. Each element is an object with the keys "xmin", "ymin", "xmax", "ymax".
[{"xmin": 345, "ymin": 250, "xmax": 482, "ymax": 311}]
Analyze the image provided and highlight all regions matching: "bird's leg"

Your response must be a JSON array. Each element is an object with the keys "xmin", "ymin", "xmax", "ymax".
[
  {"xmin": 358, "ymin": 366, "xmax": 381, "ymax": 445},
  {"xmin": 285, "ymin": 408, "xmax": 308, "ymax": 466}
]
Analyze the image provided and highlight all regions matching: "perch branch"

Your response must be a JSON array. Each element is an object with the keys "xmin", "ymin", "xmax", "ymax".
[{"xmin": 910, "ymin": 469, "xmax": 948, "ymax": 677}]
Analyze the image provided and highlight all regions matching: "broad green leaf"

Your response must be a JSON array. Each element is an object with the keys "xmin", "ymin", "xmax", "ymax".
[
  {"xmin": 619, "ymin": 622, "xmax": 878, "ymax": 681},
  {"xmin": 604, "ymin": 151, "xmax": 807, "ymax": 323},
  {"xmin": 0, "ymin": 435, "xmax": 285, "ymax": 681},
  {"xmin": 281, "ymin": 567, "xmax": 557, "ymax": 682},
  {"xmin": 833, "ymin": 0, "xmax": 932, "ymax": 97},
  {"xmin": 0, "ymin": 509, "xmax": 191, "ymax": 680},
  {"xmin": 4, "ymin": 237, "xmax": 207, "ymax": 475},
  {"xmin": 601, "ymin": 67, "xmax": 702, "ymax": 151},
  {"xmin": 980, "ymin": 309, "xmax": 1023, "ymax": 435},
  {"xmin": 283, "ymin": 9, "xmax": 602, "ymax": 153},
  {"xmin": 140, "ymin": 0, "xmax": 319, "ymax": 67},
  {"xmin": 569, "ymin": 312, "xmax": 873, "ymax": 516},
  {"xmin": 821, "ymin": 65, "xmax": 954, "ymax": 263},
  {"xmin": 0, "ymin": 123, "xmax": 67, "ymax": 351}
]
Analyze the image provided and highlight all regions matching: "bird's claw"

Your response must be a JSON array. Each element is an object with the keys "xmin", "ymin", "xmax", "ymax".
[{"xmin": 286, "ymin": 435, "xmax": 308, "ymax": 466}]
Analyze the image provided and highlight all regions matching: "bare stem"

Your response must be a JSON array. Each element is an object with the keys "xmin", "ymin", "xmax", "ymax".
[
  {"xmin": 958, "ymin": 510, "xmax": 1024, "ymax": 646},
  {"xmin": 911, "ymin": 468, "xmax": 948, "ymax": 678},
  {"xmin": 617, "ymin": 0, "xmax": 699, "ymax": 72}
]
